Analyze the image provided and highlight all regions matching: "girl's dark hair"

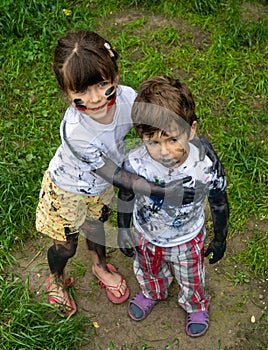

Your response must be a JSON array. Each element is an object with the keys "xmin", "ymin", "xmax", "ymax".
[
  {"xmin": 132, "ymin": 76, "xmax": 198, "ymax": 137},
  {"xmin": 53, "ymin": 30, "xmax": 119, "ymax": 93}
]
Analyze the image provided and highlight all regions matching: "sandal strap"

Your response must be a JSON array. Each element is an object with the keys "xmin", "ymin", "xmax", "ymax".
[
  {"xmin": 186, "ymin": 311, "xmax": 209, "ymax": 337},
  {"xmin": 128, "ymin": 292, "xmax": 159, "ymax": 321},
  {"xmin": 130, "ymin": 292, "xmax": 158, "ymax": 311},
  {"xmin": 98, "ymin": 275, "xmax": 124, "ymax": 292},
  {"xmin": 187, "ymin": 311, "xmax": 209, "ymax": 324}
]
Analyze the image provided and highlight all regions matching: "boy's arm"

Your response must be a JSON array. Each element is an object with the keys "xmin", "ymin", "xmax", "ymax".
[
  {"xmin": 117, "ymin": 188, "xmax": 135, "ymax": 257},
  {"xmin": 192, "ymin": 135, "xmax": 229, "ymax": 263},
  {"xmin": 62, "ymin": 127, "xmax": 192, "ymax": 201},
  {"xmin": 205, "ymin": 189, "xmax": 229, "ymax": 264},
  {"xmin": 94, "ymin": 156, "xmax": 194, "ymax": 203}
]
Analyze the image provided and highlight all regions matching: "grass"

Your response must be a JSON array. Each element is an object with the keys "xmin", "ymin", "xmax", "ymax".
[
  {"xmin": 0, "ymin": 0, "xmax": 267, "ymax": 348},
  {"xmin": 104, "ymin": 338, "xmax": 180, "ymax": 350},
  {"xmin": 236, "ymin": 230, "xmax": 268, "ymax": 281},
  {"xmin": 0, "ymin": 274, "xmax": 94, "ymax": 349}
]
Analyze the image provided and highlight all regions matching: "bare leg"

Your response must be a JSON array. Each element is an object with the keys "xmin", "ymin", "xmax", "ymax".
[{"xmin": 81, "ymin": 219, "xmax": 127, "ymax": 298}]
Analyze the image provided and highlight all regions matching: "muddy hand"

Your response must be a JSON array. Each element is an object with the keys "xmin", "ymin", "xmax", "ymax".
[
  {"xmin": 204, "ymin": 239, "xmax": 226, "ymax": 264},
  {"xmin": 164, "ymin": 176, "xmax": 203, "ymax": 205},
  {"xmin": 118, "ymin": 228, "xmax": 135, "ymax": 257}
]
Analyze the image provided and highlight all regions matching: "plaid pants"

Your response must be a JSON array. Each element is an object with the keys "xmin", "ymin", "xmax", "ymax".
[{"xmin": 133, "ymin": 229, "xmax": 210, "ymax": 313}]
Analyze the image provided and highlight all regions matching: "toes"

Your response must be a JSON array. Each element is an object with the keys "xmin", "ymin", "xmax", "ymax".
[{"xmin": 118, "ymin": 279, "xmax": 127, "ymax": 295}]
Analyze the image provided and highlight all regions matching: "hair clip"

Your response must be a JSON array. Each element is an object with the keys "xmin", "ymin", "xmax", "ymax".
[{"xmin": 104, "ymin": 42, "xmax": 115, "ymax": 58}]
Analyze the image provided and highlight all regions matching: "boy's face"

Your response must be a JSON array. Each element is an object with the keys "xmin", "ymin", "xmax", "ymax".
[{"xmin": 143, "ymin": 123, "xmax": 196, "ymax": 169}]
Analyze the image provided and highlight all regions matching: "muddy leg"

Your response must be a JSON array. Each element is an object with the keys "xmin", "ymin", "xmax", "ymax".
[{"xmin": 81, "ymin": 218, "xmax": 127, "ymax": 298}]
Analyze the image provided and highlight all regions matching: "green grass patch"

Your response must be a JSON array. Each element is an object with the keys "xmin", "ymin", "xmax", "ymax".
[
  {"xmin": 236, "ymin": 230, "xmax": 268, "ymax": 281},
  {"xmin": 0, "ymin": 274, "xmax": 94, "ymax": 349}
]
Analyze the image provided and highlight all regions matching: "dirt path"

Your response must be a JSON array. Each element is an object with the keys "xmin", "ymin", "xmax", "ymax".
[{"xmin": 15, "ymin": 219, "xmax": 267, "ymax": 350}]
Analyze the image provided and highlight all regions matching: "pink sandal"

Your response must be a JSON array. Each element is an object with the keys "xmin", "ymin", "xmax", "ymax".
[
  {"xmin": 98, "ymin": 264, "xmax": 130, "ymax": 304},
  {"xmin": 65, "ymin": 277, "xmax": 75, "ymax": 288},
  {"xmin": 46, "ymin": 278, "xmax": 77, "ymax": 316}
]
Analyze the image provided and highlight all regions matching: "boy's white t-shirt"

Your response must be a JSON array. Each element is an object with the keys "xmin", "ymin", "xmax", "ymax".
[
  {"xmin": 123, "ymin": 143, "xmax": 226, "ymax": 247},
  {"xmin": 48, "ymin": 85, "xmax": 136, "ymax": 195}
]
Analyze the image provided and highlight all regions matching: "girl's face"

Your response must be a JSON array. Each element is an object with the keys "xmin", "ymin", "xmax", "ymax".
[{"xmin": 67, "ymin": 80, "xmax": 117, "ymax": 123}]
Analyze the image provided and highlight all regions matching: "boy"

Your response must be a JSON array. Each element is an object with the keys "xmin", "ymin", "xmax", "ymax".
[{"xmin": 117, "ymin": 76, "xmax": 229, "ymax": 337}]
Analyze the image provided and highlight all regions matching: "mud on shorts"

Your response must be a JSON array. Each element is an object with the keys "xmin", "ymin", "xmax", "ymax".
[{"xmin": 35, "ymin": 170, "xmax": 115, "ymax": 242}]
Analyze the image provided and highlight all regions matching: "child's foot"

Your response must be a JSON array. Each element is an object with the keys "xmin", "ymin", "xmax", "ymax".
[
  {"xmin": 128, "ymin": 292, "xmax": 159, "ymax": 321},
  {"xmin": 45, "ymin": 276, "xmax": 77, "ymax": 316},
  {"xmin": 186, "ymin": 311, "xmax": 209, "ymax": 337},
  {"xmin": 93, "ymin": 263, "xmax": 129, "ymax": 303}
]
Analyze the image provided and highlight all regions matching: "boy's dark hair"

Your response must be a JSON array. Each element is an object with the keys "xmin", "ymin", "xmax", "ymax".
[
  {"xmin": 132, "ymin": 76, "xmax": 198, "ymax": 138},
  {"xmin": 53, "ymin": 30, "xmax": 119, "ymax": 93}
]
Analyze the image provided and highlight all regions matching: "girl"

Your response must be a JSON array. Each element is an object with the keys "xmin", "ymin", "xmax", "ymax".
[{"xmin": 36, "ymin": 30, "xmax": 221, "ymax": 315}]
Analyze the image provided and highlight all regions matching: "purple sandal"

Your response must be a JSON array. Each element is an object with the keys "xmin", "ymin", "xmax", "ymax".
[
  {"xmin": 186, "ymin": 311, "xmax": 209, "ymax": 337},
  {"xmin": 128, "ymin": 292, "xmax": 159, "ymax": 321}
]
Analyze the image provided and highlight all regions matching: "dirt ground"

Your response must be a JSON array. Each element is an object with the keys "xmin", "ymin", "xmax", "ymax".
[{"xmin": 15, "ymin": 216, "xmax": 267, "ymax": 350}]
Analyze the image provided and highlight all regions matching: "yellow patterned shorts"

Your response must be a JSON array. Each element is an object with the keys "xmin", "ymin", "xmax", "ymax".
[{"xmin": 35, "ymin": 170, "xmax": 115, "ymax": 242}]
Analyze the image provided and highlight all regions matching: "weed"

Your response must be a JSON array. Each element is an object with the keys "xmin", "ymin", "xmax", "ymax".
[
  {"xmin": 185, "ymin": 0, "xmax": 224, "ymax": 15},
  {"xmin": 70, "ymin": 258, "xmax": 87, "ymax": 278},
  {"xmin": 102, "ymin": 338, "xmax": 180, "ymax": 349},
  {"xmin": 225, "ymin": 270, "xmax": 250, "ymax": 285}
]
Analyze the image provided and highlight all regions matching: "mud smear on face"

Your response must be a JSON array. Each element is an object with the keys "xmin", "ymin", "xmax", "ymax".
[{"xmin": 73, "ymin": 86, "xmax": 116, "ymax": 111}]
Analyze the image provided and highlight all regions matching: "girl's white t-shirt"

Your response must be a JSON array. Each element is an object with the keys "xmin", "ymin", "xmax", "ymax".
[{"xmin": 48, "ymin": 85, "xmax": 136, "ymax": 195}]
